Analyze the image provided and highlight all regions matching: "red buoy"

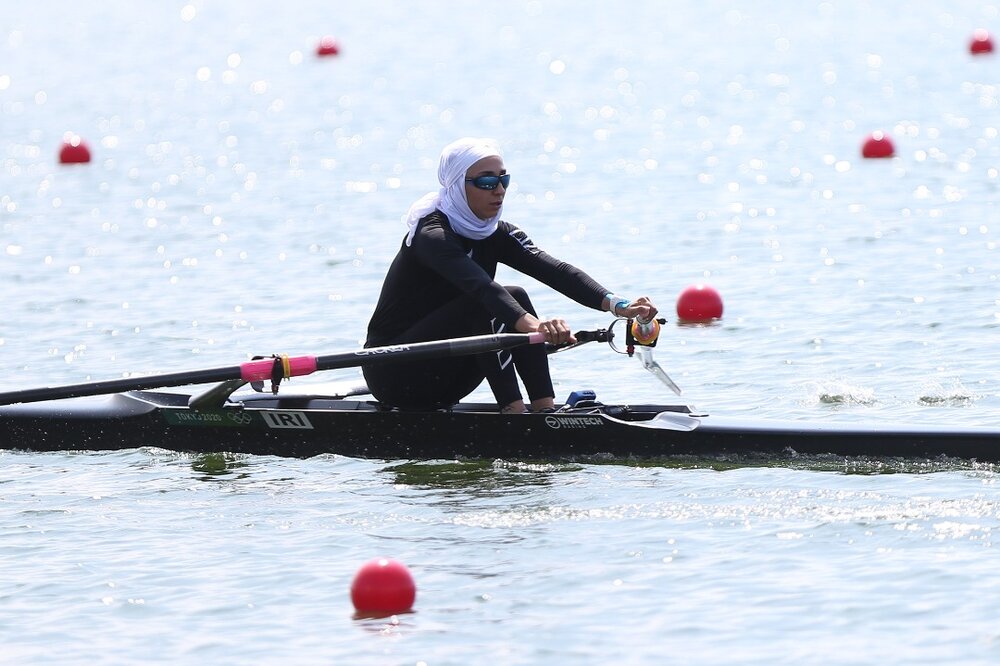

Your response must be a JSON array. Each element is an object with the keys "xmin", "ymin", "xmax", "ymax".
[
  {"xmin": 350, "ymin": 558, "xmax": 416, "ymax": 616},
  {"xmin": 59, "ymin": 134, "xmax": 91, "ymax": 164},
  {"xmin": 316, "ymin": 36, "xmax": 341, "ymax": 57},
  {"xmin": 970, "ymin": 29, "xmax": 994, "ymax": 55},
  {"xmin": 676, "ymin": 284, "xmax": 723, "ymax": 323},
  {"xmin": 861, "ymin": 131, "xmax": 894, "ymax": 158}
]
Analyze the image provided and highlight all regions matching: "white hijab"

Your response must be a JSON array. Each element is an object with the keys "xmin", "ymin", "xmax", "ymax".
[{"xmin": 404, "ymin": 137, "xmax": 503, "ymax": 246}]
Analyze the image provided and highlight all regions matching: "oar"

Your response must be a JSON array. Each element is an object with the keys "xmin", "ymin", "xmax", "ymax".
[
  {"xmin": 0, "ymin": 332, "xmax": 546, "ymax": 406},
  {"xmin": 620, "ymin": 317, "xmax": 683, "ymax": 396},
  {"xmin": 634, "ymin": 346, "xmax": 682, "ymax": 395}
]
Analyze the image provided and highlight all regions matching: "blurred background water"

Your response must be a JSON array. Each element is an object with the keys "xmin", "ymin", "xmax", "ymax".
[{"xmin": 4, "ymin": 1, "xmax": 1000, "ymax": 663}]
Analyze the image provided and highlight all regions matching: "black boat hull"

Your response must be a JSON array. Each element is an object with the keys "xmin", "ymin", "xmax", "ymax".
[{"xmin": 2, "ymin": 389, "xmax": 1000, "ymax": 461}]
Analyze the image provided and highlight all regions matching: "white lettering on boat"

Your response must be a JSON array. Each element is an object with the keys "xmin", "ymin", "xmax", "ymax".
[
  {"xmin": 174, "ymin": 411, "xmax": 224, "ymax": 423},
  {"xmin": 544, "ymin": 415, "xmax": 604, "ymax": 430},
  {"xmin": 164, "ymin": 410, "xmax": 254, "ymax": 427},
  {"xmin": 261, "ymin": 411, "xmax": 314, "ymax": 430}
]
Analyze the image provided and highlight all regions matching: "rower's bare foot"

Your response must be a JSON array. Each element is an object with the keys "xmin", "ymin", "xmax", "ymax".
[
  {"xmin": 500, "ymin": 400, "xmax": 527, "ymax": 414},
  {"xmin": 529, "ymin": 397, "xmax": 555, "ymax": 412}
]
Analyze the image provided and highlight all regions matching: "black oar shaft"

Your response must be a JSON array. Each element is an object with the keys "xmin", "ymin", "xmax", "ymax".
[
  {"xmin": 0, "ymin": 332, "xmax": 542, "ymax": 406},
  {"xmin": 0, "ymin": 367, "xmax": 245, "ymax": 406},
  {"xmin": 314, "ymin": 333, "xmax": 539, "ymax": 370}
]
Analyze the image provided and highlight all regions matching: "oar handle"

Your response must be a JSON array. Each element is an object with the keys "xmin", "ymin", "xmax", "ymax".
[{"xmin": 546, "ymin": 328, "xmax": 612, "ymax": 354}]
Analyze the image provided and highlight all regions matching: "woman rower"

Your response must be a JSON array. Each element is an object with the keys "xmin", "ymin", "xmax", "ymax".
[{"xmin": 363, "ymin": 137, "xmax": 658, "ymax": 414}]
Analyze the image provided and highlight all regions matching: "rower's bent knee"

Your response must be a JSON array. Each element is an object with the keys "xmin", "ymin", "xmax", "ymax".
[{"xmin": 503, "ymin": 285, "xmax": 535, "ymax": 312}]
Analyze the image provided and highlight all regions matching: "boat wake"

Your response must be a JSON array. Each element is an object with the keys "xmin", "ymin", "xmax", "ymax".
[
  {"xmin": 917, "ymin": 381, "xmax": 976, "ymax": 407},
  {"xmin": 807, "ymin": 379, "xmax": 977, "ymax": 409},
  {"xmin": 809, "ymin": 380, "xmax": 876, "ymax": 406}
]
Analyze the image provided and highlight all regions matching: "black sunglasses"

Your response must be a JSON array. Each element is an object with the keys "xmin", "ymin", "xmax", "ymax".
[{"xmin": 465, "ymin": 173, "xmax": 511, "ymax": 190}]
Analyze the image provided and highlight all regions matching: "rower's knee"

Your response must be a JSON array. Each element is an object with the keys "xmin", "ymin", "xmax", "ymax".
[{"xmin": 504, "ymin": 285, "xmax": 536, "ymax": 314}]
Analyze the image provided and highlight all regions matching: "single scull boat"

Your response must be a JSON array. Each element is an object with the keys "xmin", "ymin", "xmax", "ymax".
[{"xmin": 0, "ymin": 321, "xmax": 997, "ymax": 462}]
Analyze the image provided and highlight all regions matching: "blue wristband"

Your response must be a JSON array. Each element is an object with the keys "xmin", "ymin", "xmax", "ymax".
[{"xmin": 605, "ymin": 293, "xmax": 630, "ymax": 316}]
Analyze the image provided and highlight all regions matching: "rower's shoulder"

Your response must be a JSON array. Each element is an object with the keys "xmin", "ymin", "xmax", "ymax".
[
  {"xmin": 411, "ymin": 211, "xmax": 456, "ymax": 245},
  {"xmin": 421, "ymin": 209, "xmax": 448, "ymax": 225}
]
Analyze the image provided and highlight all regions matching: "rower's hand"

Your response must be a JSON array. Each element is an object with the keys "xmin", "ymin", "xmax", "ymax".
[
  {"xmin": 514, "ymin": 313, "xmax": 576, "ymax": 345},
  {"xmin": 534, "ymin": 317, "xmax": 576, "ymax": 345},
  {"xmin": 515, "ymin": 313, "xmax": 577, "ymax": 344},
  {"xmin": 622, "ymin": 296, "xmax": 658, "ymax": 323}
]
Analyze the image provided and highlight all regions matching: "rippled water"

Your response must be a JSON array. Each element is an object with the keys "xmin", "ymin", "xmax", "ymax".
[
  {"xmin": 4, "ymin": 452, "xmax": 1000, "ymax": 664},
  {"xmin": 4, "ymin": 1, "xmax": 1000, "ymax": 663}
]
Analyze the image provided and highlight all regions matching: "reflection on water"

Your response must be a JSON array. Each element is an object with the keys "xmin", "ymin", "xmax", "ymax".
[
  {"xmin": 614, "ymin": 452, "xmax": 1000, "ymax": 475},
  {"xmin": 384, "ymin": 451, "xmax": 997, "ymax": 479},
  {"xmin": 384, "ymin": 459, "xmax": 578, "ymax": 491},
  {"xmin": 189, "ymin": 451, "xmax": 251, "ymax": 479}
]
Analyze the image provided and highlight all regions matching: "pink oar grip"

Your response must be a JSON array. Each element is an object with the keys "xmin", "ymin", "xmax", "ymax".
[
  {"xmin": 527, "ymin": 332, "xmax": 546, "ymax": 344},
  {"xmin": 240, "ymin": 356, "xmax": 318, "ymax": 382}
]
